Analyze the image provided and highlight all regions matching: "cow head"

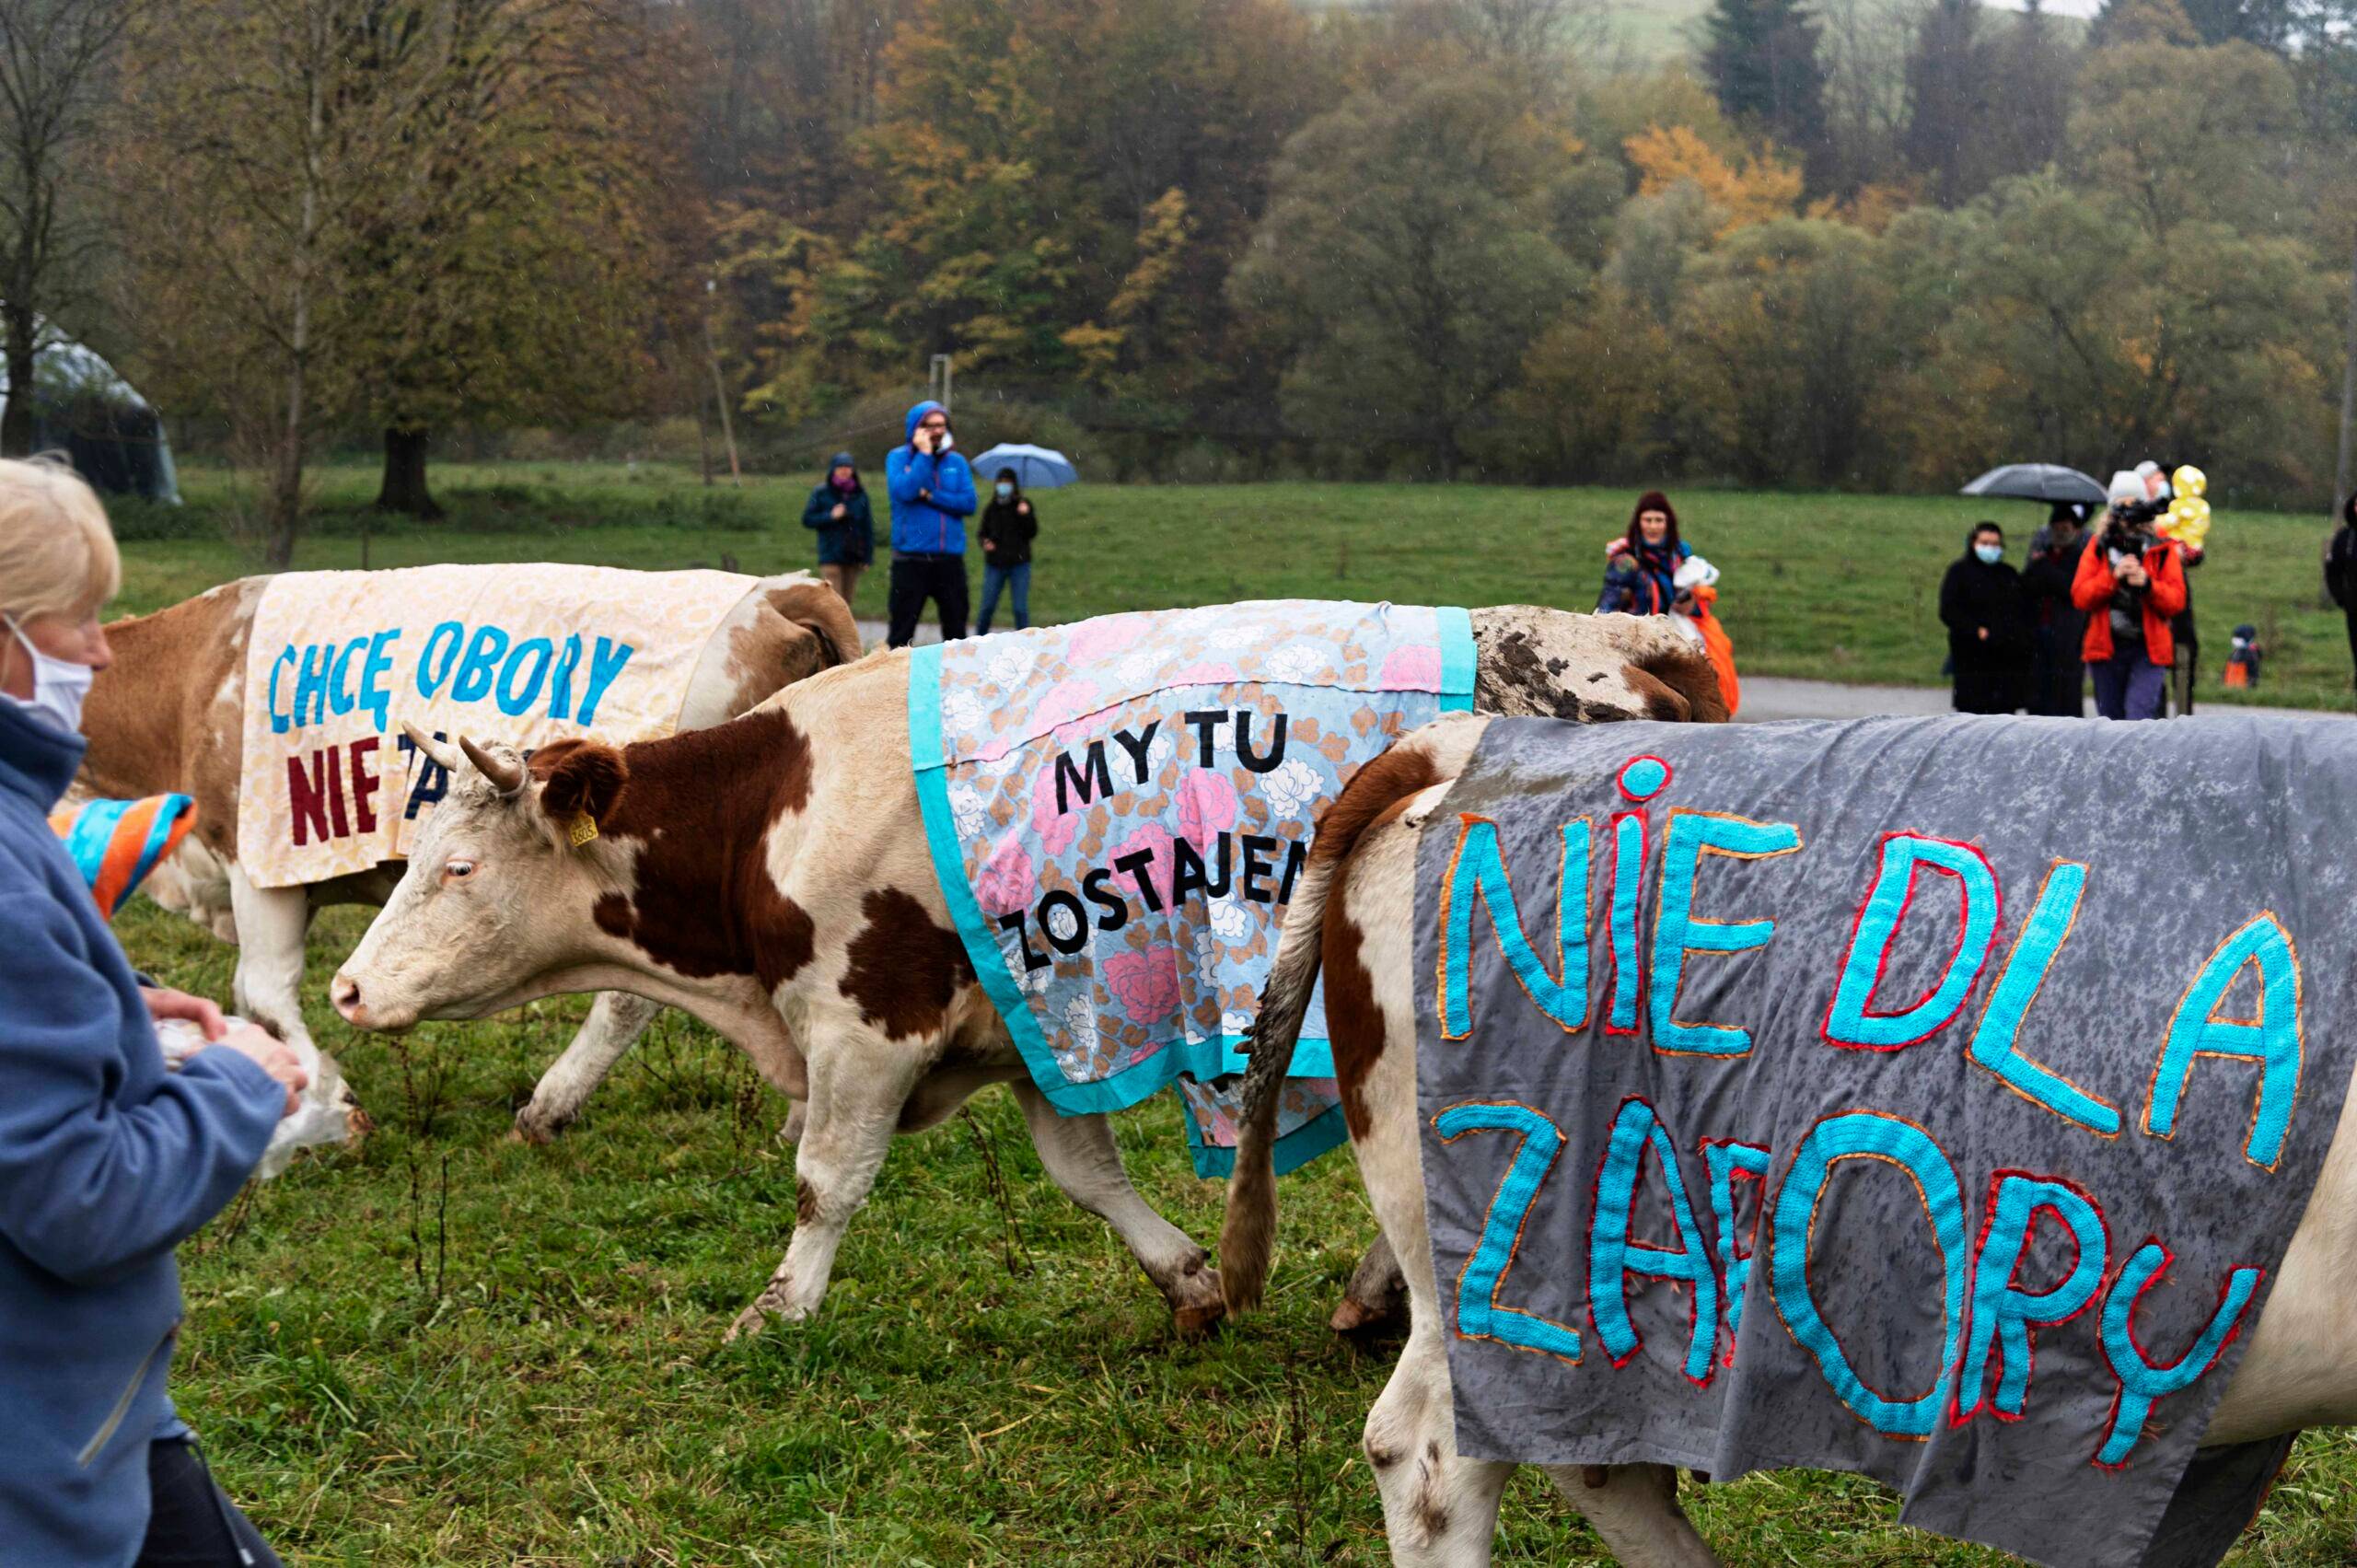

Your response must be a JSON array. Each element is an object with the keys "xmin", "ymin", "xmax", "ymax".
[{"xmin": 331, "ymin": 727, "xmax": 633, "ymax": 1032}]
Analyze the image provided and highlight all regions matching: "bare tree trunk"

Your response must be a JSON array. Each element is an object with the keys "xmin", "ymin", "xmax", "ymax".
[
  {"xmin": 0, "ymin": 302, "xmax": 35, "ymax": 458},
  {"xmin": 268, "ymin": 9, "xmax": 328, "ymax": 574},
  {"xmin": 374, "ymin": 425, "xmax": 442, "ymax": 517},
  {"xmin": 2337, "ymin": 224, "xmax": 2357, "ymax": 513}
]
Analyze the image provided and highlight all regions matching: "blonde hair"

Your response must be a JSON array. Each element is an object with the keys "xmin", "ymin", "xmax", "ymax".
[{"xmin": 0, "ymin": 457, "xmax": 121, "ymax": 623}]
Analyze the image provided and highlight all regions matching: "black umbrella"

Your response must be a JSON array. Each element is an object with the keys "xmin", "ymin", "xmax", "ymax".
[{"xmin": 1959, "ymin": 463, "xmax": 2107, "ymax": 505}]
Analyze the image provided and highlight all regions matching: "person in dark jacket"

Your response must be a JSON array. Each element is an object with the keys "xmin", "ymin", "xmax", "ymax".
[
  {"xmin": 0, "ymin": 459, "xmax": 307, "ymax": 1568},
  {"xmin": 975, "ymin": 467, "xmax": 1039, "ymax": 634},
  {"xmin": 2326, "ymin": 493, "xmax": 2357, "ymax": 688},
  {"xmin": 1595, "ymin": 490, "xmax": 1692, "ymax": 615},
  {"xmin": 885, "ymin": 400, "xmax": 978, "ymax": 647},
  {"xmin": 1939, "ymin": 520, "xmax": 2032, "ymax": 714},
  {"xmin": 2021, "ymin": 502, "xmax": 2089, "ymax": 716},
  {"xmin": 800, "ymin": 451, "xmax": 874, "ymax": 606}
]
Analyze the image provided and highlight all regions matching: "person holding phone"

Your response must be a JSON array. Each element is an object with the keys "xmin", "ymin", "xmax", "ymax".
[
  {"xmin": 0, "ymin": 458, "xmax": 308, "ymax": 1567},
  {"xmin": 885, "ymin": 400, "xmax": 978, "ymax": 647}
]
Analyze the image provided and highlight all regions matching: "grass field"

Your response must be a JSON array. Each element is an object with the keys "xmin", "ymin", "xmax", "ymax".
[
  {"xmin": 107, "ymin": 460, "xmax": 2357, "ymax": 1563},
  {"xmin": 113, "ymin": 460, "xmax": 2357, "ymax": 710}
]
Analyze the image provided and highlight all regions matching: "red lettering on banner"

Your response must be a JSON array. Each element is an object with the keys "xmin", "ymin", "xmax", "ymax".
[
  {"xmin": 350, "ymin": 737, "xmax": 381, "ymax": 834},
  {"xmin": 287, "ymin": 751, "xmax": 332, "ymax": 846}
]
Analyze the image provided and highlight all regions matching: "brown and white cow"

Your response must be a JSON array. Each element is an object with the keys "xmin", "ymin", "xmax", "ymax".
[
  {"xmin": 1218, "ymin": 712, "xmax": 2357, "ymax": 1566},
  {"xmin": 329, "ymin": 610, "xmax": 1727, "ymax": 1339},
  {"xmin": 79, "ymin": 570, "xmax": 858, "ymax": 1139}
]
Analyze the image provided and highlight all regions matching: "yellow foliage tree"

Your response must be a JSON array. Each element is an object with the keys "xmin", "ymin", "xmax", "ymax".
[{"xmin": 1624, "ymin": 124, "xmax": 1801, "ymax": 234}]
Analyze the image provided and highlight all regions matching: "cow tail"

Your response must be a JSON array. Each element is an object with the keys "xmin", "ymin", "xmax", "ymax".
[
  {"xmin": 1218, "ymin": 727, "xmax": 1458, "ymax": 1316},
  {"xmin": 1216, "ymin": 847, "xmax": 1332, "ymax": 1316}
]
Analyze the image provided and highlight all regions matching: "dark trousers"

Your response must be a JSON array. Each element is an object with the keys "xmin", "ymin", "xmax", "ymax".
[
  {"xmin": 977, "ymin": 562, "xmax": 1031, "ymax": 633},
  {"xmin": 2345, "ymin": 610, "xmax": 2357, "ymax": 687},
  {"xmin": 1950, "ymin": 663, "xmax": 2021, "ymax": 714},
  {"xmin": 2026, "ymin": 626, "xmax": 2085, "ymax": 716},
  {"xmin": 887, "ymin": 554, "xmax": 968, "ymax": 647},
  {"xmin": 2091, "ymin": 652, "xmax": 2167, "ymax": 720},
  {"xmin": 137, "ymin": 1439, "xmax": 281, "ymax": 1567}
]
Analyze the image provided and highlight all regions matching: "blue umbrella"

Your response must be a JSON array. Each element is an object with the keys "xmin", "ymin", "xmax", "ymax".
[{"xmin": 968, "ymin": 443, "xmax": 1079, "ymax": 490}]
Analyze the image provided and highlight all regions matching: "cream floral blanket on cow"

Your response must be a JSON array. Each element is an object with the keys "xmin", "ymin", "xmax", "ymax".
[
  {"xmin": 238, "ymin": 565, "xmax": 757, "ymax": 888},
  {"xmin": 910, "ymin": 600, "xmax": 1474, "ymax": 1174}
]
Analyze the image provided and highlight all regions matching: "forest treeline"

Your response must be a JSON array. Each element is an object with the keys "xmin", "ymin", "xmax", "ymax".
[{"xmin": 8, "ymin": 0, "xmax": 2357, "ymax": 561}]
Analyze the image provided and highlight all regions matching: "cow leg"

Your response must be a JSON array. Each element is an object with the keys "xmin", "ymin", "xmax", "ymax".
[
  {"xmin": 1540, "ymin": 1464, "xmax": 1719, "ymax": 1566},
  {"xmin": 514, "ymin": 990, "xmax": 662, "ymax": 1143},
  {"xmin": 1331, "ymin": 1231, "xmax": 1410, "ymax": 1336},
  {"xmin": 226, "ymin": 865, "xmax": 317, "ymax": 1051},
  {"xmin": 725, "ymin": 1026, "xmax": 924, "ymax": 1342},
  {"xmin": 1364, "ymin": 1318, "xmax": 1515, "ymax": 1565},
  {"xmin": 1009, "ymin": 1082, "xmax": 1225, "ymax": 1334}
]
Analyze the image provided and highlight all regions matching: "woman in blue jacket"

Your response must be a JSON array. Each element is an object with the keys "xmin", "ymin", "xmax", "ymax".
[
  {"xmin": 799, "ymin": 450, "xmax": 874, "ymax": 607},
  {"xmin": 0, "ymin": 459, "xmax": 306, "ymax": 1566}
]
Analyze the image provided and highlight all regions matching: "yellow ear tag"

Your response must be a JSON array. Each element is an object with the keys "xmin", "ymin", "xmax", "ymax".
[{"xmin": 568, "ymin": 812, "xmax": 599, "ymax": 848}]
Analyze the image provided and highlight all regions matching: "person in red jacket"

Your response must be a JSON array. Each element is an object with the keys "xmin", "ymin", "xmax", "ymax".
[{"xmin": 2072, "ymin": 472, "xmax": 2187, "ymax": 721}]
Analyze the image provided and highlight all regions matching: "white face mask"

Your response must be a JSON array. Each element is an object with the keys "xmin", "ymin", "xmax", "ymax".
[
  {"xmin": 995, "ymin": 482, "xmax": 1014, "ymax": 499},
  {"xmin": 3, "ymin": 614, "xmax": 94, "ymax": 737},
  {"xmin": 1974, "ymin": 543, "xmax": 2003, "ymax": 565}
]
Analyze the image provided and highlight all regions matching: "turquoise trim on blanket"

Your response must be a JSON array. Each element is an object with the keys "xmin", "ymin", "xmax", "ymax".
[
  {"xmin": 1184, "ymin": 1101, "xmax": 1351, "ymax": 1178},
  {"xmin": 1438, "ymin": 604, "xmax": 1475, "ymax": 713}
]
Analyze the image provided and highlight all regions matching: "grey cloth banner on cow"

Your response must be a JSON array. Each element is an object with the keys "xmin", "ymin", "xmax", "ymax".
[{"xmin": 1412, "ymin": 715, "xmax": 2350, "ymax": 1568}]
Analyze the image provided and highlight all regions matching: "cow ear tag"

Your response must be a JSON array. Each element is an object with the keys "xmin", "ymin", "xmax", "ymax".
[{"xmin": 569, "ymin": 812, "xmax": 600, "ymax": 848}]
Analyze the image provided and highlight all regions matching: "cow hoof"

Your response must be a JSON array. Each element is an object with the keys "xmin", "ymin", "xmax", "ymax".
[
  {"xmin": 1329, "ymin": 1291, "xmax": 1410, "ymax": 1340},
  {"xmin": 511, "ymin": 1109, "xmax": 565, "ymax": 1145},
  {"xmin": 1172, "ymin": 1299, "xmax": 1227, "ymax": 1337},
  {"xmin": 723, "ymin": 1303, "xmax": 772, "ymax": 1342}
]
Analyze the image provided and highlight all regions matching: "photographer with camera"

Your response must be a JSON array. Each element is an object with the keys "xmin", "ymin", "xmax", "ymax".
[{"xmin": 2071, "ymin": 470, "xmax": 2187, "ymax": 721}]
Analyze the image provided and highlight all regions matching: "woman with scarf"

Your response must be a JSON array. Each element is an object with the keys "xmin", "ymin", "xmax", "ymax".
[
  {"xmin": 799, "ymin": 451, "xmax": 874, "ymax": 606},
  {"xmin": 1596, "ymin": 491, "xmax": 1692, "ymax": 615},
  {"xmin": 0, "ymin": 459, "xmax": 308, "ymax": 1566},
  {"xmin": 1940, "ymin": 520, "xmax": 2032, "ymax": 714}
]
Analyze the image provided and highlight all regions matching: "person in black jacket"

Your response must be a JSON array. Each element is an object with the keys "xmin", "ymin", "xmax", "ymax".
[
  {"xmin": 799, "ymin": 451, "xmax": 874, "ymax": 606},
  {"xmin": 975, "ymin": 467, "xmax": 1038, "ymax": 633},
  {"xmin": 2328, "ymin": 493, "xmax": 2357, "ymax": 688},
  {"xmin": 1940, "ymin": 520, "xmax": 2032, "ymax": 714},
  {"xmin": 2022, "ymin": 503, "xmax": 2089, "ymax": 716}
]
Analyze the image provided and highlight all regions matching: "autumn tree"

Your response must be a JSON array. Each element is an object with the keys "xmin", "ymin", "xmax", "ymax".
[
  {"xmin": 1700, "ymin": 0, "xmax": 1831, "ymax": 187},
  {"xmin": 0, "ymin": 0, "xmax": 135, "ymax": 457},
  {"xmin": 1902, "ymin": 0, "xmax": 1995, "ymax": 206},
  {"xmin": 1228, "ymin": 75, "xmax": 1585, "ymax": 478}
]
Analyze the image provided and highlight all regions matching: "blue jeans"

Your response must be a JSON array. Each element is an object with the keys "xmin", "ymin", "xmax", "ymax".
[
  {"xmin": 978, "ymin": 562, "xmax": 1030, "ymax": 633},
  {"xmin": 2091, "ymin": 651, "xmax": 2166, "ymax": 719}
]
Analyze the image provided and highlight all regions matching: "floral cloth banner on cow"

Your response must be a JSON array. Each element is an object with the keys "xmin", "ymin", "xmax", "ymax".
[
  {"xmin": 910, "ymin": 600, "xmax": 1474, "ymax": 1175},
  {"xmin": 238, "ymin": 565, "xmax": 756, "ymax": 888}
]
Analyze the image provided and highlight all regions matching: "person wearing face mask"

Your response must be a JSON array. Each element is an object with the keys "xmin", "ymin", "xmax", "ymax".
[
  {"xmin": 799, "ymin": 451, "xmax": 874, "ymax": 606},
  {"xmin": 0, "ymin": 458, "xmax": 310, "ymax": 1567},
  {"xmin": 975, "ymin": 467, "xmax": 1038, "ymax": 634},
  {"xmin": 1939, "ymin": 520, "xmax": 2031, "ymax": 714},
  {"xmin": 885, "ymin": 400, "xmax": 977, "ymax": 647}
]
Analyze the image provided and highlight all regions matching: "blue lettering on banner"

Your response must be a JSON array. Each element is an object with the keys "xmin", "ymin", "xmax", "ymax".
[
  {"xmin": 1702, "ymin": 1139, "xmax": 1771, "ymax": 1350},
  {"xmin": 1824, "ymin": 833, "xmax": 2001, "ymax": 1051},
  {"xmin": 2144, "ymin": 913, "xmax": 2304, "ymax": 1170},
  {"xmin": 451, "ymin": 624, "xmax": 512, "ymax": 704},
  {"xmin": 1438, "ymin": 814, "xmax": 1590, "ymax": 1039},
  {"xmin": 496, "ymin": 637, "xmax": 556, "ymax": 717},
  {"xmin": 1434, "ymin": 1101, "xmax": 1584, "ymax": 1363},
  {"xmin": 2094, "ymin": 1242, "xmax": 2262, "ymax": 1467},
  {"xmin": 328, "ymin": 636, "xmax": 367, "ymax": 718},
  {"xmin": 1771, "ymin": 1110, "xmax": 1968, "ymax": 1436},
  {"xmin": 358, "ymin": 629, "xmax": 400, "ymax": 732},
  {"xmin": 1968, "ymin": 862, "xmax": 2121, "ymax": 1134},
  {"xmin": 575, "ymin": 636, "xmax": 635, "ymax": 727},
  {"xmin": 1648, "ymin": 810, "xmax": 1803, "ymax": 1055},
  {"xmin": 1954, "ymin": 1172, "xmax": 2108, "ymax": 1423},
  {"xmin": 548, "ymin": 633, "xmax": 585, "ymax": 720},
  {"xmin": 267, "ymin": 645, "xmax": 298, "ymax": 736},
  {"xmin": 417, "ymin": 621, "xmax": 464, "ymax": 699},
  {"xmin": 291, "ymin": 642, "xmax": 333, "ymax": 730},
  {"xmin": 1608, "ymin": 813, "xmax": 1645, "ymax": 1033},
  {"xmin": 1588, "ymin": 1098, "xmax": 1719, "ymax": 1383},
  {"xmin": 397, "ymin": 728, "xmax": 450, "ymax": 819}
]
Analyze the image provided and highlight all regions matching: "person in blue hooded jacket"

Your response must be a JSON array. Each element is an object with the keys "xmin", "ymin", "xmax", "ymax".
[
  {"xmin": 885, "ymin": 399, "xmax": 977, "ymax": 646},
  {"xmin": 0, "ymin": 459, "xmax": 308, "ymax": 1567}
]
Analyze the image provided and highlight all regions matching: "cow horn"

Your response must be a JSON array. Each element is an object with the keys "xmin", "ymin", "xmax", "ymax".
[
  {"xmin": 459, "ymin": 736, "xmax": 525, "ymax": 797},
  {"xmin": 401, "ymin": 722, "xmax": 460, "ymax": 772}
]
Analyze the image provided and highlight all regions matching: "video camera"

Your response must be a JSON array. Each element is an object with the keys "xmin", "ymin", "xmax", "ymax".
[{"xmin": 2100, "ymin": 498, "xmax": 2165, "ymax": 569}]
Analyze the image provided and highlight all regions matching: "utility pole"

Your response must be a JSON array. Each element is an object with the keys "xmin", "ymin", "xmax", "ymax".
[
  {"xmin": 704, "ymin": 278, "xmax": 741, "ymax": 487},
  {"xmin": 929, "ymin": 353, "xmax": 954, "ymax": 415}
]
